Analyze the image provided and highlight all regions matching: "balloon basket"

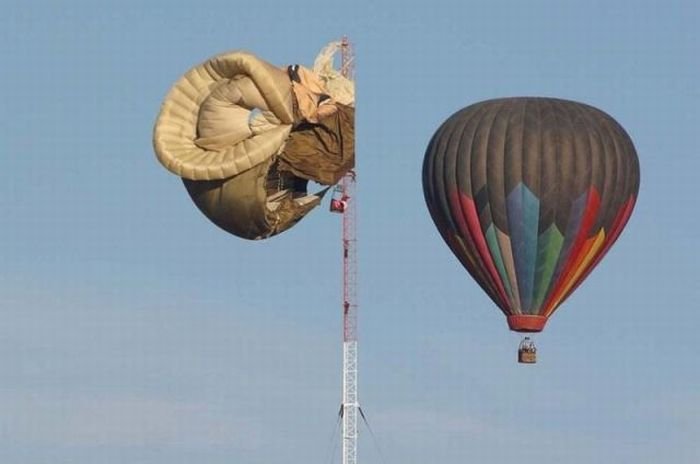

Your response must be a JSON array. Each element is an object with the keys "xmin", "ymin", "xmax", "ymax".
[{"xmin": 518, "ymin": 337, "xmax": 537, "ymax": 364}]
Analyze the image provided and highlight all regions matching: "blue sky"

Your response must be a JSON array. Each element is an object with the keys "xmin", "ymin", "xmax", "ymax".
[{"xmin": 1, "ymin": 1, "xmax": 698, "ymax": 463}]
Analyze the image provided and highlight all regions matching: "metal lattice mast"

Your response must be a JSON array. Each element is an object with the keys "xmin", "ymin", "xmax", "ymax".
[{"xmin": 339, "ymin": 36, "xmax": 358, "ymax": 464}]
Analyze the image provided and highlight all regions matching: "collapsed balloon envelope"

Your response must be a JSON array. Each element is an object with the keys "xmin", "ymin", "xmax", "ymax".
[
  {"xmin": 153, "ymin": 46, "xmax": 355, "ymax": 240},
  {"xmin": 422, "ymin": 97, "xmax": 640, "ymax": 332}
]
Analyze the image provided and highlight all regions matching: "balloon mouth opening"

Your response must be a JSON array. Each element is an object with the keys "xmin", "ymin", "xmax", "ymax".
[{"xmin": 508, "ymin": 315, "xmax": 547, "ymax": 333}]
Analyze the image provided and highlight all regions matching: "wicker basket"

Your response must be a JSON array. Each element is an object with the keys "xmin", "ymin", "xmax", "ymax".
[{"xmin": 518, "ymin": 350, "xmax": 537, "ymax": 364}]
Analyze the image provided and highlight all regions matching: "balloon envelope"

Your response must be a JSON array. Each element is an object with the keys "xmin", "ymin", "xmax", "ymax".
[
  {"xmin": 422, "ymin": 97, "xmax": 640, "ymax": 332},
  {"xmin": 153, "ymin": 47, "xmax": 355, "ymax": 240}
]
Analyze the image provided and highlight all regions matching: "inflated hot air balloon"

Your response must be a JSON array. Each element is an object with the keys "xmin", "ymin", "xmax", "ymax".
[
  {"xmin": 423, "ymin": 97, "xmax": 640, "ymax": 363},
  {"xmin": 153, "ymin": 43, "xmax": 354, "ymax": 240}
]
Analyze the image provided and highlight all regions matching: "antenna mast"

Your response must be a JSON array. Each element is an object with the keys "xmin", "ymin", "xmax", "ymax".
[{"xmin": 339, "ymin": 36, "xmax": 358, "ymax": 464}]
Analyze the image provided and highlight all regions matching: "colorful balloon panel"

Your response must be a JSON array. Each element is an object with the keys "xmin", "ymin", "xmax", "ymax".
[{"xmin": 423, "ymin": 98, "xmax": 639, "ymax": 332}]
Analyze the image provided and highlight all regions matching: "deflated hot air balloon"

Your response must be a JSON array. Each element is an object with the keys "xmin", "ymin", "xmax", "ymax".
[
  {"xmin": 153, "ymin": 42, "xmax": 354, "ymax": 240},
  {"xmin": 423, "ymin": 97, "xmax": 640, "ymax": 362}
]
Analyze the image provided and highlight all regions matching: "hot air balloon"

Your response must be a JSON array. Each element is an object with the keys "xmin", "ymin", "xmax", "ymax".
[
  {"xmin": 153, "ymin": 43, "xmax": 354, "ymax": 240},
  {"xmin": 422, "ymin": 97, "xmax": 640, "ymax": 363}
]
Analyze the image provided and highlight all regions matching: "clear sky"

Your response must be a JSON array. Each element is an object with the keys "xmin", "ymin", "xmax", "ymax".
[{"xmin": 1, "ymin": 1, "xmax": 698, "ymax": 463}]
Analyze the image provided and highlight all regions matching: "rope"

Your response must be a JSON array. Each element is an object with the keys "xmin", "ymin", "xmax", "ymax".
[
  {"xmin": 358, "ymin": 407, "xmax": 388, "ymax": 464},
  {"xmin": 323, "ymin": 407, "xmax": 343, "ymax": 464}
]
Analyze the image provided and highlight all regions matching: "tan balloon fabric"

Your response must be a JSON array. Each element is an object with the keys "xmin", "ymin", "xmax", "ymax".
[
  {"xmin": 153, "ymin": 51, "xmax": 294, "ymax": 181},
  {"xmin": 279, "ymin": 104, "xmax": 355, "ymax": 185},
  {"xmin": 291, "ymin": 65, "xmax": 337, "ymax": 123},
  {"xmin": 152, "ymin": 47, "xmax": 352, "ymax": 240},
  {"xmin": 313, "ymin": 41, "xmax": 355, "ymax": 106},
  {"xmin": 182, "ymin": 159, "xmax": 324, "ymax": 239}
]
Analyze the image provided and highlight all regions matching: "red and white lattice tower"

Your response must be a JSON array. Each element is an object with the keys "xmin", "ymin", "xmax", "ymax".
[{"xmin": 339, "ymin": 36, "xmax": 358, "ymax": 464}]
